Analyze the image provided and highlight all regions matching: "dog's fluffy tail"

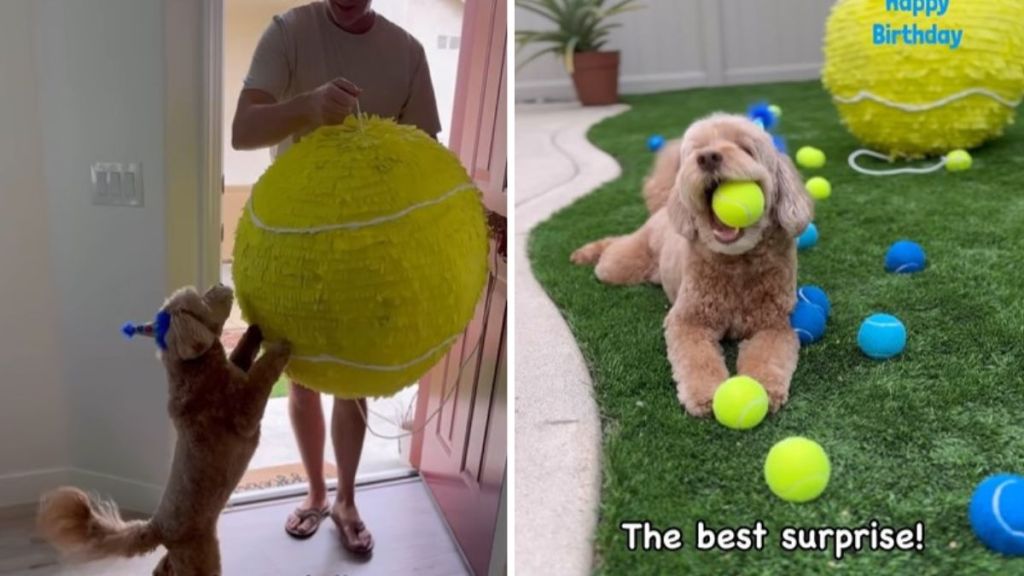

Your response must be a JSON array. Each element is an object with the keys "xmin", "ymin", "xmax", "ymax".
[{"xmin": 37, "ymin": 486, "xmax": 161, "ymax": 559}]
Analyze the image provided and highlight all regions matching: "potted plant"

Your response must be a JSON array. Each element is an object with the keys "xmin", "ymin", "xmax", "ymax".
[{"xmin": 516, "ymin": 0, "xmax": 643, "ymax": 106}]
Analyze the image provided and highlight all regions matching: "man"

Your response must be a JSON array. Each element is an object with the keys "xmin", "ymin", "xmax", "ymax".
[{"xmin": 232, "ymin": 0, "xmax": 441, "ymax": 555}]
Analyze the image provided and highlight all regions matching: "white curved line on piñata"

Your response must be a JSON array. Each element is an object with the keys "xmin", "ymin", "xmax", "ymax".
[
  {"xmin": 833, "ymin": 88, "xmax": 1021, "ymax": 112},
  {"xmin": 293, "ymin": 333, "xmax": 462, "ymax": 372},
  {"xmin": 247, "ymin": 181, "xmax": 478, "ymax": 234}
]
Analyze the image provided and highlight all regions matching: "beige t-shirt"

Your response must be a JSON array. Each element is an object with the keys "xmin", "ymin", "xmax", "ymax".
[{"xmin": 244, "ymin": 2, "xmax": 442, "ymax": 156}]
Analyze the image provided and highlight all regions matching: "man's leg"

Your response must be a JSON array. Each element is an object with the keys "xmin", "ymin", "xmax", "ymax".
[
  {"xmin": 330, "ymin": 397, "xmax": 373, "ymax": 553},
  {"xmin": 285, "ymin": 381, "xmax": 330, "ymax": 537}
]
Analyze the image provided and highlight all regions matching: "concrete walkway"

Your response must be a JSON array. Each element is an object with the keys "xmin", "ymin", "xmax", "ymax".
[{"xmin": 515, "ymin": 102, "xmax": 628, "ymax": 576}]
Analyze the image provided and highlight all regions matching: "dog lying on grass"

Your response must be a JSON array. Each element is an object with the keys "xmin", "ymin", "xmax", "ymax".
[
  {"xmin": 37, "ymin": 284, "xmax": 291, "ymax": 576},
  {"xmin": 572, "ymin": 113, "xmax": 813, "ymax": 416}
]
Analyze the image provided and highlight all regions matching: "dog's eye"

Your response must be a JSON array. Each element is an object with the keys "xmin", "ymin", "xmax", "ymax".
[{"xmin": 739, "ymin": 144, "xmax": 754, "ymax": 157}]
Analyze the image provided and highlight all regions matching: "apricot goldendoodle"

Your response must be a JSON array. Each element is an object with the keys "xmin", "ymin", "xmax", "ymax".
[
  {"xmin": 572, "ymin": 113, "xmax": 814, "ymax": 416},
  {"xmin": 37, "ymin": 285, "xmax": 291, "ymax": 576}
]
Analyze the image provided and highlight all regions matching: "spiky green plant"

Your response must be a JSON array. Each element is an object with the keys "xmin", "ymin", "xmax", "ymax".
[{"xmin": 515, "ymin": 0, "xmax": 644, "ymax": 73}]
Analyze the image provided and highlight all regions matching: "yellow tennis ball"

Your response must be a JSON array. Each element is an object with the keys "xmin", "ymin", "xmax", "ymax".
[
  {"xmin": 233, "ymin": 116, "xmax": 489, "ymax": 398},
  {"xmin": 768, "ymin": 105, "xmax": 782, "ymax": 119},
  {"xmin": 712, "ymin": 376, "xmax": 769, "ymax": 430},
  {"xmin": 806, "ymin": 176, "xmax": 832, "ymax": 200},
  {"xmin": 823, "ymin": 0, "xmax": 1024, "ymax": 158},
  {"xmin": 764, "ymin": 437, "xmax": 831, "ymax": 503},
  {"xmin": 796, "ymin": 147, "xmax": 826, "ymax": 169},
  {"xmin": 711, "ymin": 181, "xmax": 765, "ymax": 229},
  {"xmin": 945, "ymin": 149, "xmax": 973, "ymax": 172}
]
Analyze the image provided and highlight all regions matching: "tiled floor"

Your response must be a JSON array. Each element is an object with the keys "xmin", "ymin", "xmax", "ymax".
[{"xmin": 1, "ymin": 478, "xmax": 468, "ymax": 575}]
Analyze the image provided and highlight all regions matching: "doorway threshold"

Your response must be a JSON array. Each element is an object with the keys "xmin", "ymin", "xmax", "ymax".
[{"xmin": 227, "ymin": 468, "xmax": 419, "ymax": 509}]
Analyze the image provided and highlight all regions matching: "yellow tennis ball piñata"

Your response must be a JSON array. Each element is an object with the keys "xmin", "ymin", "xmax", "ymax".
[
  {"xmin": 764, "ymin": 437, "xmax": 831, "ymax": 503},
  {"xmin": 232, "ymin": 116, "xmax": 489, "ymax": 398},
  {"xmin": 823, "ymin": 0, "xmax": 1024, "ymax": 159},
  {"xmin": 711, "ymin": 181, "xmax": 765, "ymax": 229},
  {"xmin": 713, "ymin": 376, "xmax": 769, "ymax": 430}
]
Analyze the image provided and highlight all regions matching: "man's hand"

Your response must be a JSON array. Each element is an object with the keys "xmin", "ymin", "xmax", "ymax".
[{"xmin": 304, "ymin": 78, "xmax": 363, "ymax": 128}]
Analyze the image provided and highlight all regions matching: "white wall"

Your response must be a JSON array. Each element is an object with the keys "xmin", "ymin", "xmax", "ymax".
[
  {"xmin": 223, "ymin": 0, "xmax": 464, "ymax": 186},
  {"xmin": 0, "ymin": 0, "xmax": 177, "ymax": 511},
  {"xmin": 515, "ymin": 0, "xmax": 831, "ymax": 101},
  {"xmin": 0, "ymin": 0, "xmax": 68, "ymax": 507}
]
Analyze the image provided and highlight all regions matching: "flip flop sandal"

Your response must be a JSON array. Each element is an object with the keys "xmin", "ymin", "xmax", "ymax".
[
  {"xmin": 333, "ymin": 515, "xmax": 375, "ymax": 555},
  {"xmin": 284, "ymin": 505, "xmax": 330, "ymax": 540}
]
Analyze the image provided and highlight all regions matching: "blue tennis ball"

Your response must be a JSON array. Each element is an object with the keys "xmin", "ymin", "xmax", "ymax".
[
  {"xmin": 648, "ymin": 134, "xmax": 666, "ymax": 152},
  {"xmin": 748, "ymin": 102, "xmax": 777, "ymax": 130},
  {"xmin": 797, "ymin": 223, "xmax": 819, "ymax": 251},
  {"xmin": 790, "ymin": 301, "xmax": 826, "ymax": 345},
  {"xmin": 857, "ymin": 313, "xmax": 906, "ymax": 359},
  {"xmin": 885, "ymin": 240, "xmax": 927, "ymax": 274},
  {"xmin": 797, "ymin": 285, "xmax": 831, "ymax": 318},
  {"xmin": 969, "ymin": 474, "xmax": 1024, "ymax": 556}
]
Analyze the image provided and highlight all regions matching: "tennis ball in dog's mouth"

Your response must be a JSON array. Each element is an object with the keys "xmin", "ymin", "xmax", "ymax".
[
  {"xmin": 857, "ymin": 313, "xmax": 907, "ymax": 360},
  {"xmin": 945, "ymin": 149, "xmax": 973, "ymax": 172},
  {"xmin": 796, "ymin": 146, "xmax": 827, "ymax": 169},
  {"xmin": 969, "ymin": 474, "xmax": 1024, "ymax": 556},
  {"xmin": 806, "ymin": 176, "xmax": 832, "ymax": 200},
  {"xmin": 713, "ymin": 376, "xmax": 769, "ymax": 430},
  {"xmin": 711, "ymin": 181, "xmax": 765, "ymax": 229},
  {"xmin": 764, "ymin": 437, "xmax": 831, "ymax": 503}
]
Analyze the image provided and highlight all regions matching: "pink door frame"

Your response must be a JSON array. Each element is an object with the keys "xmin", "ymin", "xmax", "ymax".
[{"xmin": 411, "ymin": 0, "xmax": 507, "ymax": 574}]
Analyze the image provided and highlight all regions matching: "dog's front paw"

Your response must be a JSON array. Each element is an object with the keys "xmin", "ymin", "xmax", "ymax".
[
  {"xmin": 570, "ymin": 247, "xmax": 595, "ymax": 265},
  {"xmin": 570, "ymin": 239, "xmax": 609, "ymax": 265},
  {"xmin": 764, "ymin": 382, "xmax": 790, "ymax": 413},
  {"xmin": 676, "ymin": 382, "xmax": 715, "ymax": 417}
]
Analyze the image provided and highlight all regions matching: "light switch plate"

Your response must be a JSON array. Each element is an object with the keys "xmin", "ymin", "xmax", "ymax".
[{"xmin": 92, "ymin": 162, "xmax": 143, "ymax": 207}]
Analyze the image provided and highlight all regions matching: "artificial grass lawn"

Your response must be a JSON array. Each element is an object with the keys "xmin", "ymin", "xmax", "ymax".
[
  {"xmin": 270, "ymin": 375, "xmax": 289, "ymax": 398},
  {"xmin": 529, "ymin": 80, "xmax": 1024, "ymax": 575}
]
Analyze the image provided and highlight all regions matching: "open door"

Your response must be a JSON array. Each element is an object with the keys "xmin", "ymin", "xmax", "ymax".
[{"xmin": 411, "ymin": 0, "xmax": 507, "ymax": 574}]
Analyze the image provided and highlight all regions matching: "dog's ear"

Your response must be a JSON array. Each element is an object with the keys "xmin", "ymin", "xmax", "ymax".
[
  {"xmin": 202, "ymin": 283, "xmax": 234, "ymax": 327},
  {"xmin": 773, "ymin": 152, "xmax": 814, "ymax": 237},
  {"xmin": 643, "ymin": 139, "xmax": 681, "ymax": 214},
  {"xmin": 167, "ymin": 310, "xmax": 216, "ymax": 361},
  {"xmin": 666, "ymin": 184, "xmax": 697, "ymax": 241}
]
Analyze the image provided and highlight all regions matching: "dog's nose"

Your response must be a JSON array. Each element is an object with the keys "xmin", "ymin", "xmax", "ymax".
[{"xmin": 697, "ymin": 150, "xmax": 722, "ymax": 171}]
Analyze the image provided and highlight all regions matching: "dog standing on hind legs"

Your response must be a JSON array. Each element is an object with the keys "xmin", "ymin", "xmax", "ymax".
[
  {"xmin": 572, "ymin": 113, "xmax": 813, "ymax": 416},
  {"xmin": 37, "ymin": 284, "xmax": 291, "ymax": 576}
]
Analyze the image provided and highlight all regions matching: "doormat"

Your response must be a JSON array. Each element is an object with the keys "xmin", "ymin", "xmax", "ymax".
[{"xmin": 235, "ymin": 462, "xmax": 338, "ymax": 493}]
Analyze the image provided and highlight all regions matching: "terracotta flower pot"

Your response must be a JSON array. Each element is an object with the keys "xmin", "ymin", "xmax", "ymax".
[{"xmin": 571, "ymin": 51, "xmax": 621, "ymax": 106}]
